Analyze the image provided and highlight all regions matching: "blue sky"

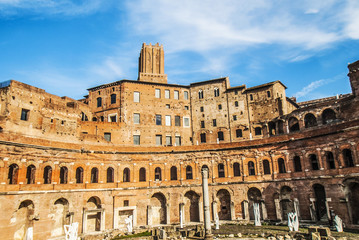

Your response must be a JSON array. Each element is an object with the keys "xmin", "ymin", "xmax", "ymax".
[{"xmin": 0, "ymin": 0, "xmax": 359, "ymax": 101}]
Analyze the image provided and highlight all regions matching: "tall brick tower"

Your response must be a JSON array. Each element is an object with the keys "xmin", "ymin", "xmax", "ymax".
[
  {"xmin": 348, "ymin": 60, "xmax": 359, "ymax": 98},
  {"xmin": 138, "ymin": 43, "xmax": 168, "ymax": 84}
]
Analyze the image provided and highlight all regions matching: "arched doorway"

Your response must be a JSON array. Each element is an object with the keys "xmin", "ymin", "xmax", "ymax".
[
  {"xmin": 348, "ymin": 182, "xmax": 359, "ymax": 224},
  {"xmin": 150, "ymin": 193, "xmax": 167, "ymax": 225},
  {"xmin": 217, "ymin": 189, "xmax": 231, "ymax": 220},
  {"xmin": 85, "ymin": 197, "xmax": 102, "ymax": 232},
  {"xmin": 279, "ymin": 186, "xmax": 295, "ymax": 220},
  {"xmin": 51, "ymin": 198, "xmax": 70, "ymax": 237},
  {"xmin": 14, "ymin": 200, "xmax": 35, "ymax": 240},
  {"xmin": 184, "ymin": 191, "xmax": 200, "ymax": 222},
  {"xmin": 313, "ymin": 184, "xmax": 327, "ymax": 221},
  {"xmin": 247, "ymin": 187, "xmax": 262, "ymax": 220}
]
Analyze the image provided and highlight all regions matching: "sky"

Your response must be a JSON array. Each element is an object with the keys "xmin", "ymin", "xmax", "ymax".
[{"xmin": 0, "ymin": 0, "xmax": 359, "ymax": 102}]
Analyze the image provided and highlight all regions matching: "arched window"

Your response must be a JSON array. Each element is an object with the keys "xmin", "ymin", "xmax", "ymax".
[
  {"xmin": 214, "ymin": 87, "xmax": 219, "ymax": 97},
  {"xmin": 96, "ymin": 97, "xmax": 102, "ymax": 108},
  {"xmin": 76, "ymin": 167, "xmax": 84, "ymax": 183},
  {"xmin": 278, "ymin": 158, "xmax": 286, "ymax": 173},
  {"xmin": 218, "ymin": 163, "xmax": 225, "ymax": 178},
  {"xmin": 139, "ymin": 167, "xmax": 146, "ymax": 182},
  {"xmin": 198, "ymin": 90, "xmax": 204, "ymax": 99},
  {"xmin": 91, "ymin": 168, "xmax": 99, "ymax": 183},
  {"xmin": 343, "ymin": 149, "xmax": 354, "ymax": 167},
  {"xmin": 26, "ymin": 165, "xmax": 36, "ymax": 184},
  {"xmin": 304, "ymin": 113, "xmax": 317, "ymax": 128},
  {"xmin": 326, "ymin": 152, "xmax": 335, "ymax": 169},
  {"xmin": 60, "ymin": 166, "xmax": 68, "ymax": 184},
  {"xmin": 322, "ymin": 109, "xmax": 336, "ymax": 124},
  {"xmin": 186, "ymin": 166, "xmax": 193, "ymax": 179},
  {"xmin": 154, "ymin": 167, "xmax": 162, "ymax": 181},
  {"xmin": 254, "ymin": 127, "xmax": 262, "ymax": 136},
  {"xmin": 288, "ymin": 117, "xmax": 300, "ymax": 132},
  {"xmin": 233, "ymin": 162, "xmax": 240, "ymax": 176},
  {"xmin": 248, "ymin": 161, "xmax": 255, "ymax": 176},
  {"xmin": 293, "ymin": 156, "xmax": 302, "ymax": 172},
  {"xmin": 107, "ymin": 167, "xmax": 114, "ymax": 183},
  {"xmin": 310, "ymin": 154, "xmax": 319, "ymax": 170},
  {"xmin": 170, "ymin": 166, "xmax": 177, "ymax": 180},
  {"xmin": 123, "ymin": 168, "xmax": 130, "ymax": 182},
  {"xmin": 43, "ymin": 166, "xmax": 52, "ymax": 184},
  {"xmin": 81, "ymin": 112, "xmax": 88, "ymax": 121},
  {"xmin": 8, "ymin": 164, "xmax": 19, "ymax": 184},
  {"xmin": 263, "ymin": 160, "xmax": 271, "ymax": 175}
]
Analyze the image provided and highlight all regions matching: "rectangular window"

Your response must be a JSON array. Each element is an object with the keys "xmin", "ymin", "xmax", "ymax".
[
  {"xmin": 184, "ymin": 91, "xmax": 189, "ymax": 100},
  {"xmin": 166, "ymin": 136, "xmax": 172, "ymax": 146},
  {"xmin": 233, "ymin": 115, "xmax": 237, "ymax": 121},
  {"xmin": 183, "ymin": 117, "xmax": 190, "ymax": 127},
  {"xmin": 200, "ymin": 133, "xmax": 206, "ymax": 143},
  {"xmin": 184, "ymin": 106, "xmax": 189, "ymax": 110},
  {"xmin": 201, "ymin": 121, "xmax": 205, "ymax": 128},
  {"xmin": 133, "ymin": 135, "xmax": 140, "ymax": 145},
  {"xmin": 218, "ymin": 104, "xmax": 222, "ymax": 110},
  {"xmin": 111, "ymin": 94, "xmax": 116, "ymax": 104},
  {"xmin": 250, "ymin": 94, "xmax": 253, "ymax": 101},
  {"xmin": 156, "ymin": 135, "xmax": 162, "ymax": 146},
  {"xmin": 200, "ymin": 106, "xmax": 204, "ymax": 112},
  {"xmin": 109, "ymin": 115, "xmax": 117, "ymax": 122},
  {"xmin": 174, "ymin": 90, "xmax": 179, "ymax": 100},
  {"xmin": 104, "ymin": 132, "xmax": 111, "ymax": 142},
  {"xmin": 175, "ymin": 136, "xmax": 181, "ymax": 146},
  {"xmin": 21, "ymin": 109, "xmax": 29, "ymax": 121},
  {"xmin": 165, "ymin": 115, "xmax": 171, "ymax": 126},
  {"xmin": 218, "ymin": 131, "xmax": 224, "ymax": 141},
  {"xmin": 236, "ymin": 129, "xmax": 243, "ymax": 138},
  {"xmin": 134, "ymin": 113, "xmax": 140, "ymax": 124},
  {"xmin": 97, "ymin": 97, "xmax": 102, "ymax": 108},
  {"xmin": 213, "ymin": 119, "xmax": 217, "ymax": 127},
  {"xmin": 165, "ymin": 89, "xmax": 170, "ymax": 99},
  {"xmin": 267, "ymin": 90, "xmax": 271, "ymax": 98},
  {"xmin": 166, "ymin": 104, "xmax": 170, "ymax": 109},
  {"xmin": 156, "ymin": 115, "xmax": 162, "ymax": 125},
  {"xmin": 155, "ymin": 89, "xmax": 161, "ymax": 98},
  {"xmin": 175, "ymin": 116, "xmax": 181, "ymax": 126},
  {"xmin": 134, "ymin": 91, "xmax": 140, "ymax": 102}
]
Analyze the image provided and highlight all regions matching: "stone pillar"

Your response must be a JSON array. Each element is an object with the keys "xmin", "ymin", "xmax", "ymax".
[
  {"xmin": 179, "ymin": 203, "xmax": 184, "ymax": 228},
  {"xmin": 294, "ymin": 198, "xmax": 300, "ymax": 219},
  {"xmin": 309, "ymin": 198, "xmax": 317, "ymax": 221},
  {"xmin": 261, "ymin": 201, "xmax": 268, "ymax": 220},
  {"xmin": 325, "ymin": 198, "xmax": 331, "ymax": 220},
  {"xmin": 230, "ymin": 201, "xmax": 235, "ymax": 220},
  {"xmin": 212, "ymin": 201, "xmax": 217, "ymax": 221},
  {"xmin": 166, "ymin": 203, "xmax": 170, "ymax": 224},
  {"xmin": 243, "ymin": 201, "xmax": 249, "ymax": 220},
  {"xmin": 274, "ymin": 199, "xmax": 282, "ymax": 221},
  {"xmin": 201, "ymin": 168, "xmax": 213, "ymax": 240},
  {"xmin": 199, "ymin": 200, "xmax": 204, "ymax": 222},
  {"xmin": 147, "ymin": 206, "xmax": 152, "ymax": 226}
]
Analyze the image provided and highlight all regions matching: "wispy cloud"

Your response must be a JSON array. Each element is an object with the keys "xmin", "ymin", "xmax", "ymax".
[{"xmin": 295, "ymin": 74, "xmax": 344, "ymax": 99}]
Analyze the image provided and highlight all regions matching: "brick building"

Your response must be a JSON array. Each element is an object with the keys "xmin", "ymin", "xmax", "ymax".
[{"xmin": 0, "ymin": 43, "xmax": 358, "ymax": 239}]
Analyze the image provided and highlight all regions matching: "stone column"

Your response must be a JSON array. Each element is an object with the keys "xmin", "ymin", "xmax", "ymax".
[
  {"xmin": 212, "ymin": 201, "xmax": 217, "ymax": 222},
  {"xmin": 230, "ymin": 201, "xmax": 235, "ymax": 220},
  {"xmin": 274, "ymin": 199, "xmax": 282, "ymax": 221},
  {"xmin": 309, "ymin": 198, "xmax": 317, "ymax": 221},
  {"xmin": 294, "ymin": 198, "xmax": 300, "ymax": 219},
  {"xmin": 179, "ymin": 203, "xmax": 184, "ymax": 228},
  {"xmin": 201, "ymin": 168, "xmax": 213, "ymax": 240},
  {"xmin": 147, "ymin": 206, "xmax": 152, "ymax": 227},
  {"xmin": 166, "ymin": 203, "xmax": 170, "ymax": 224},
  {"xmin": 261, "ymin": 201, "xmax": 268, "ymax": 220},
  {"xmin": 243, "ymin": 201, "xmax": 249, "ymax": 220}
]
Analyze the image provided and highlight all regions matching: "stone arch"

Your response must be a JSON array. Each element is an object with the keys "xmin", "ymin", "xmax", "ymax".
[
  {"xmin": 233, "ymin": 162, "xmax": 241, "ymax": 176},
  {"xmin": 322, "ymin": 108, "xmax": 337, "ymax": 124},
  {"xmin": 216, "ymin": 189, "xmax": 231, "ymax": 220},
  {"xmin": 247, "ymin": 187, "xmax": 262, "ymax": 220},
  {"xmin": 325, "ymin": 151, "xmax": 336, "ymax": 169},
  {"xmin": 26, "ymin": 165, "xmax": 36, "ymax": 184},
  {"xmin": 343, "ymin": 148, "xmax": 354, "ymax": 167},
  {"xmin": 51, "ymin": 198, "xmax": 70, "ymax": 237},
  {"xmin": 106, "ymin": 167, "xmax": 114, "ymax": 183},
  {"xmin": 91, "ymin": 167, "xmax": 99, "ymax": 183},
  {"xmin": 279, "ymin": 186, "xmax": 294, "ymax": 219},
  {"xmin": 304, "ymin": 113, "xmax": 317, "ymax": 128},
  {"xmin": 288, "ymin": 116, "xmax": 300, "ymax": 132},
  {"xmin": 293, "ymin": 155, "xmax": 302, "ymax": 172},
  {"xmin": 139, "ymin": 167, "xmax": 146, "ymax": 182},
  {"xmin": 150, "ymin": 193, "xmax": 167, "ymax": 225},
  {"xmin": 43, "ymin": 165, "xmax": 52, "ymax": 184},
  {"xmin": 184, "ymin": 191, "xmax": 200, "ymax": 222},
  {"xmin": 59, "ymin": 166, "xmax": 68, "ymax": 184},
  {"xmin": 277, "ymin": 158, "xmax": 286, "ymax": 173},
  {"xmin": 76, "ymin": 167, "xmax": 84, "ymax": 183},
  {"xmin": 13, "ymin": 200, "xmax": 35, "ymax": 240},
  {"xmin": 343, "ymin": 178, "xmax": 359, "ymax": 224},
  {"xmin": 8, "ymin": 163, "xmax": 19, "ymax": 184},
  {"xmin": 85, "ymin": 196, "xmax": 102, "ymax": 232},
  {"xmin": 186, "ymin": 165, "xmax": 193, "ymax": 179},
  {"xmin": 123, "ymin": 167, "xmax": 130, "ymax": 182},
  {"xmin": 262, "ymin": 159, "xmax": 271, "ymax": 175},
  {"xmin": 248, "ymin": 161, "xmax": 255, "ymax": 176},
  {"xmin": 313, "ymin": 184, "xmax": 327, "ymax": 221},
  {"xmin": 170, "ymin": 166, "xmax": 177, "ymax": 180},
  {"xmin": 154, "ymin": 167, "xmax": 162, "ymax": 181},
  {"xmin": 309, "ymin": 154, "xmax": 319, "ymax": 170},
  {"xmin": 218, "ymin": 163, "xmax": 225, "ymax": 178}
]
